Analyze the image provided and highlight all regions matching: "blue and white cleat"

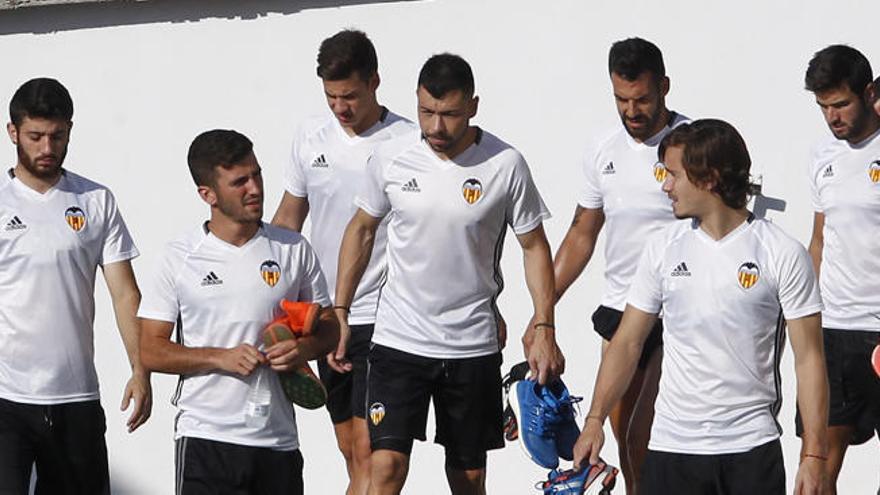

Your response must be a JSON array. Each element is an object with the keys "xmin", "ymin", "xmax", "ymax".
[
  {"xmin": 537, "ymin": 461, "xmax": 619, "ymax": 495},
  {"xmin": 509, "ymin": 378, "xmax": 583, "ymax": 468}
]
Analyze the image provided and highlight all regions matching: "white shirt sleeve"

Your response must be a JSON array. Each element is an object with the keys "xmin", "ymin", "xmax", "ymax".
[
  {"xmin": 577, "ymin": 143, "xmax": 603, "ymax": 209},
  {"xmin": 283, "ymin": 134, "xmax": 308, "ymax": 198},
  {"xmin": 808, "ymin": 145, "xmax": 823, "ymax": 213},
  {"xmin": 354, "ymin": 152, "xmax": 391, "ymax": 219},
  {"xmin": 506, "ymin": 154, "xmax": 551, "ymax": 235},
  {"xmin": 136, "ymin": 245, "xmax": 181, "ymax": 323},
  {"xmin": 776, "ymin": 242, "xmax": 824, "ymax": 320},
  {"xmin": 625, "ymin": 232, "xmax": 664, "ymax": 314},
  {"xmin": 294, "ymin": 241, "xmax": 332, "ymax": 307},
  {"xmin": 99, "ymin": 189, "xmax": 139, "ymax": 266}
]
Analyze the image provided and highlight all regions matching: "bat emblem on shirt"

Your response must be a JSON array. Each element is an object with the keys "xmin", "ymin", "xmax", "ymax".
[
  {"xmin": 869, "ymin": 160, "xmax": 880, "ymax": 183},
  {"xmin": 737, "ymin": 262, "xmax": 760, "ymax": 289},
  {"xmin": 653, "ymin": 162, "xmax": 667, "ymax": 183},
  {"xmin": 64, "ymin": 206, "xmax": 86, "ymax": 232},
  {"xmin": 260, "ymin": 260, "xmax": 281, "ymax": 287},
  {"xmin": 462, "ymin": 178, "xmax": 483, "ymax": 204}
]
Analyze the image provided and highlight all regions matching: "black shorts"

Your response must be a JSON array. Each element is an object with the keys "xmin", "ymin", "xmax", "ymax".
[
  {"xmin": 175, "ymin": 437, "xmax": 303, "ymax": 495},
  {"xmin": 796, "ymin": 328, "xmax": 880, "ymax": 445},
  {"xmin": 0, "ymin": 397, "xmax": 109, "ymax": 495},
  {"xmin": 591, "ymin": 305, "xmax": 663, "ymax": 369},
  {"xmin": 317, "ymin": 324, "xmax": 374, "ymax": 424},
  {"xmin": 365, "ymin": 344, "xmax": 504, "ymax": 466},
  {"xmin": 641, "ymin": 440, "xmax": 785, "ymax": 495}
]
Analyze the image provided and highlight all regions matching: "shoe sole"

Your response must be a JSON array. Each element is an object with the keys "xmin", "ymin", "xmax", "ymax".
[
  {"xmin": 508, "ymin": 381, "xmax": 558, "ymax": 469},
  {"xmin": 278, "ymin": 364, "xmax": 327, "ymax": 410},
  {"xmin": 583, "ymin": 462, "xmax": 619, "ymax": 495}
]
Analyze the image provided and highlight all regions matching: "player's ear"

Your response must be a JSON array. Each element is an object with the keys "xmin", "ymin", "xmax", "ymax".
[
  {"xmin": 7, "ymin": 122, "xmax": 17, "ymax": 145},
  {"xmin": 468, "ymin": 95, "xmax": 479, "ymax": 119},
  {"xmin": 197, "ymin": 185, "xmax": 217, "ymax": 207}
]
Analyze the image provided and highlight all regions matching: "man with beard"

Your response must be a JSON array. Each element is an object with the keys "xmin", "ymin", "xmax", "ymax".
[
  {"xmin": 335, "ymin": 53, "xmax": 564, "ymax": 495},
  {"xmin": 138, "ymin": 130, "xmax": 339, "ymax": 494},
  {"xmin": 802, "ymin": 44, "xmax": 880, "ymax": 493},
  {"xmin": 573, "ymin": 119, "xmax": 828, "ymax": 495},
  {"xmin": 0, "ymin": 78, "xmax": 151, "ymax": 494},
  {"xmin": 272, "ymin": 30, "xmax": 416, "ymax": 495},
  {"xmin": 551, "ymin": 37, "xmax": 687, "ymax": 494}
]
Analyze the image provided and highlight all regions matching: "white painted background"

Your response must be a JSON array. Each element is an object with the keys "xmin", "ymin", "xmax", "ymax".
[{"xmin": 1, "ymin": 0, "xmax": 877, "ymax": 492}]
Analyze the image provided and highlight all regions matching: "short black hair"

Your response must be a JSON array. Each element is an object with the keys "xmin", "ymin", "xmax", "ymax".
[
  {"xmin": 609, "ymin": 37, "xmax": 666, "ymax": 82},
  {"xmin": 417, "ymin": 53, "xmax": 474, "ymax": 98},
  {"xmin": 316, "ymin": 29, "xmax": 378, "ymax": 81},
  {"xmin": 805, "ymin": 44, "xmax": 873, "ymax": 95},
  {"xmin": 9, "ymin": 78, "xmax": 73, "ymax": 126},
  {"xmin": 659, "ymin": 119, "xmax": 754, "ymax": 210},
  {"xmin": 187, "ymin": 129, "xmax": 254, "ymax": 187}
]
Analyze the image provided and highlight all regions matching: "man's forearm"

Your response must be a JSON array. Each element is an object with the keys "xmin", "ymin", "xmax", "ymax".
[
  {"xmin": 795, "ymin": 350, "xmax": 829, "ymax": 456},
  {"xmin": 141, "ymin": 336, "xmax": 227, "ymax": 375},
  {"xmin": 335, "ymin": 218, "xmax": 377, "ymax": 308},
  {"xmin": 113, "ymin": 289, "xmax": 146, "ymax": 373}
]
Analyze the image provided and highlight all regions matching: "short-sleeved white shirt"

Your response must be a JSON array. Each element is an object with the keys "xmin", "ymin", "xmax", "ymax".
[
  {"xmin": 627, "ymin": 217, "xmax": 822, "ymax": 454},
  {"xmin": 0, "ymin": 169, "xmax": 139, "ymax": 405},
  {"xmin": 356, "ymin": 129, "xmax": 550, "ymax": 358},
  {"xmin": 809, "ymin": 128, "xmax": 880, "ymax": 330},
  {"xmin": 137, "ymin": 224, "xmax": 330, "ymax": 450},
  {"xmin": 284, "ymin": 109, "xmax": 416, "ymax": 325},
  {"xmin": 578, "ymin": 113, "xmax": 689, "ymax": 310}
]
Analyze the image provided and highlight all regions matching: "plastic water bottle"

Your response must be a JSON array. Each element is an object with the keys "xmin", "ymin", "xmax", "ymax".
[{"xmin": 245, "ymin": 365, "xmax": 271, "ymax": 428}]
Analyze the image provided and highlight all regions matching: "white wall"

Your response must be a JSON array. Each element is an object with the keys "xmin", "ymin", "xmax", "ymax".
[{"xmin": 2, "ymin": 0, "xmax": 877, "ymax": 492}]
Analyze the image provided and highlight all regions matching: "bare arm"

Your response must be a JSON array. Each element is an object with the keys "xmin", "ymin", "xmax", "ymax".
[
  {"xmin": 329, "ymin": 209, "xmax": 383, "ymax": 372},
  {"xmin": 139, "ymin": 318, "xmax": 266, "ymax": 376},
  {"xmin": 271, "ymin": 192, "xmax": 310, "ymax": 232},
  {"xmin": 554, "ymin": 206, "xmax": 604, "ymax": 302},
  {"xmin": 102, "ymin": 260, "xmax": 151, "ymax": 432},
  {"xmin": 517, "ymin": 224, "xmax": 564, "ymax": 384},
  {"xmin": 807, "ymin": 212, "xmax": 824, "ymax": 279},
  {"xmin": 572, "ymin": 305, "xmax": 658, "ymax": 468},
  {"xmin": 788, "ymin": 313, "xmax": 829, "ymax": 494}
]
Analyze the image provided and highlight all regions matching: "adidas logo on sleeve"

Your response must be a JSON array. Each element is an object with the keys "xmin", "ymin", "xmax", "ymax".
[
  {"xmin": 310, "ymin": 154, "xmax": 328, "ymax": 168},
  {"xmin": 822, "ymin": 164, "xmax": 834, "ymax": 178},
  {"xmin": 401, "ymin": 178, "xmax": 421, "ymax": 192},
  {"xmin": 200, "ymin": 271, "xmax": 223, "ymax": 286},
  {"xmin": 670, "ymin": 262, "xmax": 691, "ymax": 277},
  {"xmin": 3, "ymin": 215, "xmax": 26, "ymax": 231},
  {"xmin": 601, "ymin": 162, "xmax": 616, "ymax": 175}
]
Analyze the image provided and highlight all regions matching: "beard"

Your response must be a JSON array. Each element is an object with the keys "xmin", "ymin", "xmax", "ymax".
[
  {"xmin": 621, "ymin": 109, "xmax": 664, "ymax": 141},
  {"xmin": 830, "ymin": 102, "xmax": 873, "ymax": 141},
  {"xmin": 17, "ymin": 142, "xmax": 66, "ymax": 180},
  {"xmin": 215, "ymin": 193, "xmax": 263, "ymax": 224}
]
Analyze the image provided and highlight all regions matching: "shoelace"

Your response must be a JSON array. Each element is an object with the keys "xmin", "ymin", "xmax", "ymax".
[{"xmin": 526, "ymin": 393, "xmax": 583, "ymax": 437}]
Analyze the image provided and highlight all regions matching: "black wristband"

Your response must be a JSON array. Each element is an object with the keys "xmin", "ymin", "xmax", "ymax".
[
  {"xmin": 533, "ymin": 322, "xmax": 555, "ymax": 330},
  {"xmin": 332, "ymin": 305, "xmax": 350, "ymax": 313}
]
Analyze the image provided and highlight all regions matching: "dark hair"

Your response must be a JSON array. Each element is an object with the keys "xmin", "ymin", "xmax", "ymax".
[
  {"xmin": 417, "ymin": 53, "xmax": 474, "ymax": 98},
  {"xmin": 658, "ymin": 119, "xmax": 754, "ymax": 209},
  {"xmin": 805, "ymin": 44, "xmax": 873, "ymax": 95},
  {"xmin": 187, "ymin": 129, "xmax": 254, "ymax": 186},
  {"xmin": 609, "ymin": 37, "xmax": 666, "ymax": 82},
  {"xmin": 9, "ymin": 78, "xmax": 73, "ymax": 126},
  {"xmin": 316, "ymin": 29, "xmax": 378, "ymax": 81}
]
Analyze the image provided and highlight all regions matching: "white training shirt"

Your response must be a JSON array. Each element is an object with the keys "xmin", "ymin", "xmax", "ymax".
[
  {"xmin": 0, "ymin": 169, "xmax": 138, "ymax": 405},
  {"xmin": 578, "ymin": 113, "xmax": 689, "ymax": 311},
  {"xmin": 809, "ymin": 127, "xmax": 880, "ymax": 330},
  {"xmin": 356, "ymin": 129, "xmax": 550, "ymax": 359},
  {"xmin": 284, "ymin": 109, "xmax": 416, "ymax": 325},
  {"xmin": 627, "ymin": 217, "xmax": 822, "ymax": 455},
  {"xmin": 137, "ymin": 224, "xmax": 330, "ymax": 450}
]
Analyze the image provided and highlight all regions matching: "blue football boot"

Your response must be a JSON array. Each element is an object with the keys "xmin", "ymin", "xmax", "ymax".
[
  {"xmin": 542, "ymin": 379, "xmax": 582, "ymax": 461},
  {"xmin": 537, "ymin": 461, "xmax": 619, "ymax": 495}
]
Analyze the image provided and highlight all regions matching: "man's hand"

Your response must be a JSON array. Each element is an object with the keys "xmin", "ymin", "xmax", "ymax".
[
  {"xmin": 794, "ymin": 457, "xmax": 827, "ymax": 495},
  {"xmin": 572, "ymin": 417, "xmax": 605, "ymax": 470},
  {"xmin": 327, "ymin": 318, "xmax": 352, "ymax": 373},
  {"xmin": 523, "ymin": 322, "xmax": 565, "ymax": 384},
  {"xmin": 120, "ymin": 370, "xmax": 152, "ymax": 432},
  {"xmin": 216, "ymin": 344, "xmax": 267, "ymax": 375}
]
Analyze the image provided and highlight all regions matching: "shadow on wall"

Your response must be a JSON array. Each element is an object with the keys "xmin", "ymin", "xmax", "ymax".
[{"xmin": 0, "ymin": 0, "xmax": 423, "ymax": 35}]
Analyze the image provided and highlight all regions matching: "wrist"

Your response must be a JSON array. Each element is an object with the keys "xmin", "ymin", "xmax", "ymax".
[{"xmin": 584, "ymin": 414, "xmax": 604, "ymax": 426}]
